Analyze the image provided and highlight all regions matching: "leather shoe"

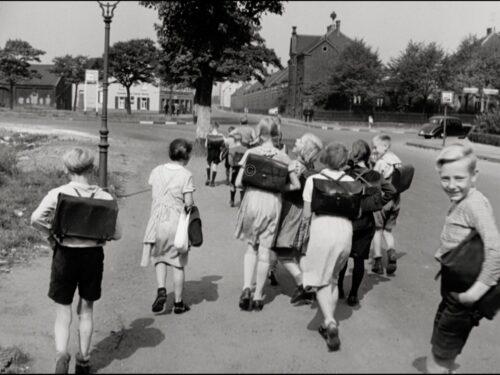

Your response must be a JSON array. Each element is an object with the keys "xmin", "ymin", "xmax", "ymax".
[
  {"xmin": 239, "ymin": 288, "xmax": 252, "ymax": 311},
  {"xmin": 253, "ymin": 300, "xmax": 264, "ymax": 311}
]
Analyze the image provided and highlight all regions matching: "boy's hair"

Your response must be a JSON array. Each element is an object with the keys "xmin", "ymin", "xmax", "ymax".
[
  {"xmin": 63, "ymin": 147, "xmax": 94, "ymax": 175},
  {"xmin": 169, "ymin": 138, "xmax": 193, "ymax": 161},
  {"xmin": 211, "ymin": 121, "xmax": 220, "ymax": 129},
  {"xmin": 373, "ymin": 134, "xmax": 392, "ymax": 148},
  {"xmin": 350, "ymin": 139, "xmax": 371, "ymax": 165},
  {"xmin": 257, "ymin": 117, "xmax": 280, "ymax": 140},
  {"xmin": 300, "ymin": 133, "xmax": 323, "ymax": 163},
  {"xmin": 320, "ymin": 142, "xmax": 349, "ymax": 170},
  {"xmin": 436, "ymin": 143, "xmax": 477, "ymax": 173}
]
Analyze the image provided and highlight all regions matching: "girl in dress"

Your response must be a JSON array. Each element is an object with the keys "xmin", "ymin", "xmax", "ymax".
[
  {"xmin": 234, "ymin": 117, "xmax": 301, "ymax": 311},
  {"xmin": 300, "ymin": 142, "xmax": 354, "ymax": 351},
  {"xmin": 142, "ymin": 138, "xmax": 195, "ymax": 314}
]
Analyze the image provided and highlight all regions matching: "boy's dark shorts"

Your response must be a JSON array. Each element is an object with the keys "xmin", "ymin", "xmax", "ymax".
[
  {"xmin": 230, "ymin": 166, "xmax": 241, "ymax": 186},
  {"xmin": 431, "ymin": 282, "xmax": 483, "ymax": 360},
  {"xmin": 48, "ymin": 244, "xmax": 104, "ymax": 305},
  {"xmin": 373, "ymin": 194, "xmax": 400, "ymax": 232}
]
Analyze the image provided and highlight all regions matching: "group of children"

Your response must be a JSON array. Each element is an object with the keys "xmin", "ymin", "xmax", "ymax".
[{"xmin": 30, "ymin": 114, "xmax": 500, "ymax": 373}]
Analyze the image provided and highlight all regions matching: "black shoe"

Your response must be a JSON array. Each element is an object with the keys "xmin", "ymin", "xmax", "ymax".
[
  {"xmin": 239, "ymin": 288, "xmax": 252, "ymax": 311},
  {"xmin": 290, "ymin": 285, "xmax": 306, "ymax": 304},
  {"xmin": 386, "ymin": 248, "xmax": 397, "ymax": 275},
  {"xmin": 75, "ymin": 353, "xmax": 90, "ymax": 374},
  {"xmin": 253, "ymin": 300, "xmax": 264, "ymax": 311},
  {"xmin": 319, "ymin": 322, "xmax": 341, "ymax": 351},
  {"xmin": 173, "ymin": 300, "xmax": 191, "ymax": 314},
  {"xmin": 152, "ymin": 290, "xmax": 167, "ymax": 313},
  {"xmin": 229, "ymin": 200, "xmax": 235, "ymax": 207},
  {"xmin": 210, "ymin": 181, "xmax": 215, "ymax": 187},
  {"xmin": 268, "ymin": 271, "xmax": 279, "ymax": 286},
  {"xmin": 347, "ymin": 294, "xmax": 359, "ymax": 307},
  {"xmin": 338, "ymin": 288, "xmax": 345, "ymax": 300},
  {"xmin": 372, "ymin": 257, "xmax": 384, "ymax": 275},
  {"xmin": 55, "ymin": 352, "xmax": 70, "ymax": 374},
  {"xmin": 205, "ymin": 179, "xmax": 210, "ymax": 186}
]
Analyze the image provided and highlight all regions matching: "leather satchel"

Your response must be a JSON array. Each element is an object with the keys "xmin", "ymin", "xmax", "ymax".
[
  {"xmin": 241, "ymin": 153, "xmax": 289, "ymax": 193},
  {"xmin": 439, "ymin": 230, "xmax": 500, "ymax": 320},
  {"xmin": 51, "ymin": 188, "xmax": 118, "ymax": 242},
  {"xmin": 311, "ymin": 172, "xmax": 363, "ymax": 219},
  {"xmin": 188, "ymin": 206, "xmax": 203, "ymax": 247},
  {"xmin": 207, "ymin": 134, "xmax": 225, "ymax": 150},
  {"xmin": 391, "ymin": 164, "xmax": 415, "ymax": 193},
  {"xmin": 353, "ymin": 169, "xmax": 384, "ymax": 213}
]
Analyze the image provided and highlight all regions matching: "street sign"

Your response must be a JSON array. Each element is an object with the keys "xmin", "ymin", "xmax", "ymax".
[
  {"xmin": 441, "ymin": 91, "xmax": 454, "ymax": 104},
  {"xmin": 463, "ymin": 87, "xmax": 479, "ymax": 94},
  {"xmin": 483, "ymin": 88, "xmax": 499, "ymax": 95}
]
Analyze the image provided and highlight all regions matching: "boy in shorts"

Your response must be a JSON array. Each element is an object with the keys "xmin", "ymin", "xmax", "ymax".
[
  {"xmin": 371, "ymin": 134, "xmax": 402, "ymax": 275},
  {"xmin": 426, "ymin": 144, "xmax": 500, "ymax": 373},
  {"xmin": 31, "ymin": 147, "xmax": 122, "ymax": 374},
  {"xmin": 227, "ymin": 133, "xmax": 247, "ymax": 207}
]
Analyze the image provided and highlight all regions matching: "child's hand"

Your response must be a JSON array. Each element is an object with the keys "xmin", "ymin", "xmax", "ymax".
[{"xmin": 451, "ymin": 291, "xmax": 477, "ymax": 306}]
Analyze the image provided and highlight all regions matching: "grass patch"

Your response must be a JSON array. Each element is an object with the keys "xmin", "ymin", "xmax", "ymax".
[{"xmin": 0, "ymin": 345, "xmax": 31, "ymax": 373}]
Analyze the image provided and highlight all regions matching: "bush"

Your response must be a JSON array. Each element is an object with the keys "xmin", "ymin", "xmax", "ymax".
[
  {"xmin": 468, "ymin": 132, "xmax": 500, "ymax": 146},
  {"xmin": 474, "ymin": 110, "xmax": 500, "ymax": 135},
  {"xmin": 0, "ymin": 145, "xmax": 18, "ymax": 175}
]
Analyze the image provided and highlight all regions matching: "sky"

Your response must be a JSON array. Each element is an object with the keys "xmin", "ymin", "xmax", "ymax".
[{"xmin": 1, "ymin": 1, "xmax": 500, "ymax": 67}]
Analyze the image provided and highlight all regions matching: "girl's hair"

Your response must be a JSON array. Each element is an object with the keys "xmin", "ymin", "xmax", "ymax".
[
  {"xmin": 350, "ymin": 139, "xmax": 371, "ymax": 165},
  {"xmin": 169, "ymin": 138, "xmax": 193, "ymax": 161},
  {"xmin": 299, "ymin": 133, "xmax": 323, "ymax": 163},
  {"xmin": 320, "ymin": 142, "xmax": 349, "ymax": 170},
  {"xmin": 257, "ymin": 117, "xmax": 280, "ymax": 141},
  {"xmin": 436, "ymin": 143, "xmax": 477, "ymax": 173},
  {"xmin": 63, "ymin": 147, "xmax": 94, "ymax": 175}
]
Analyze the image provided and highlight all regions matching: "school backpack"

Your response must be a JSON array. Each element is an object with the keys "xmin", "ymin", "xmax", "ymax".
[
  {"xmin": 207, "ymin": 134, "xmax": 225, "ymax": 150},
  {"xmin": 439, "ymin": 230, "xmax": 500, "ymax": 320},
  {"xmin": 188, "ymin": 206, "xmax": 203, "ymax": 247},
  {"xmin": 241, "ymin": 153, "xmax": 289, "ymax": 193},
  {"xmin": 232, "ymin": 151, "xmax": 245, "ymax": 166},
  {"xmin": 51, "ymin": 188, "xmax": 118, "ymax": 242},
  {"xmin": 311, "ymin": 172, "xmax": 364, "ymax": 219},
  {"xmin": 353, "ymin": 169, "xmax": 384, "ymax": 213},
  {"xmin": 391, "ymin": 164, "xmax": 415, "ymax": 193}
]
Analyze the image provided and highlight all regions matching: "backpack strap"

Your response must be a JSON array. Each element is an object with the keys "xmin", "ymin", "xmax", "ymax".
[
  {"xmin": 353, "ymin": 169, "xmax": 373, "ymax": 186},
  {"xmin": 73, "ymin": 187, "xmax": 97, "ymax": 199},
  {"xmin": 320, "ymin": 171, "xmax": 346, "ymax": 182}
]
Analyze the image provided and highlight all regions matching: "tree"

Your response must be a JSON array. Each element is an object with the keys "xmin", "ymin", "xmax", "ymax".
[
  {"xmin": 387, "ymin": 41, "xmax": 446, "ymax": 114},
  {"xmin": 0, "ymin": 39, "xmax": 45, "ymax": 109},
  {"xmin": 51, "ymin": 55, "xmax": 90, "ymax": 111},
  {"xmin": 140, "ymin": 0, "xmax": 284, "ymax": 139},
  {"xmin": 108, "ymin": 38, "xmax": 159, "ymax": 114},
  {"xmin": 328, "ymin": 39, "xmax": 384, "ymax": 112}
]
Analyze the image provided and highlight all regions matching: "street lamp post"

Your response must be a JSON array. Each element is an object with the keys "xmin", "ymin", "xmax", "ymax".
[{"xmin": 97, "ymin": 1, "xmax": 119, "ymax": 189}]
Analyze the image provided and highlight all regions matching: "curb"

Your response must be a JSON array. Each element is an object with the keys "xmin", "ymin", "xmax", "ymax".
[
  {"xmin": 139, "ymin": 120, "xmax": 192, "ymax": 125},
  {"xmin": 284, "ymin": 118, "xmax": 417, "ymax": 135},
  {"xmin": 406, "ymin": 141, "xmax": 500, "ymax": 164}
]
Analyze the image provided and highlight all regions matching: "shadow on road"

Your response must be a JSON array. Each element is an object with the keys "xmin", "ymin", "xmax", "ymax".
[{"xmin": 90, "ymin": 318, "xmax": 165, "ymax": 373}]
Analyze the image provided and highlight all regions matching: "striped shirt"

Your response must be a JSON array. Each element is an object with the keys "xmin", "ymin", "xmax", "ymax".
[{"xmin": 435, "ymin": 188, "xmax": 500, "ymax": 286}]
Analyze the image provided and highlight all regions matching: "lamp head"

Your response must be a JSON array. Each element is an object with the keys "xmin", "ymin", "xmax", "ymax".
[{"xmin": 98, "ymin": 1, "xmax": 119, "ymax": 19}]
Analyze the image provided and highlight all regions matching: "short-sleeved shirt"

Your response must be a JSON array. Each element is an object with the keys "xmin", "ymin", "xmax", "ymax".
[
  {"xmin": 228, "ymin": 144, "xmax": 248, "ymax": 167},
  {"xmin": 231, "ymin": 126, "xmax": 257, "ymax": 147},
  {"xmin": 373, "ymin": 151, "xmax": 402, "ymax": 179},
  {"xmin": 302, "ymin": 169, "xmax": 354, "ymax": 203}
]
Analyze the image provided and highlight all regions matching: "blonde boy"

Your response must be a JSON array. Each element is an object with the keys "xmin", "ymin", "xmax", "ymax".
[
  {"xmin": 371, "ymin": 134, "xmax": 402, "ymax": 275},
  {"xmin": 31, "ymin": 147, "xmax": 121, "ymax": 374},
  {"xmin": 427, "ymin": 144, "xmax": 500, "ymax": 373}
]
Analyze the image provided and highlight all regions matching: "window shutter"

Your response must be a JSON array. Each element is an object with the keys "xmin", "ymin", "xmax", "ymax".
[
  {"xmin": 146, "ymin": 98, "xmax": 150, "ymax": 110},
  {"xmin": 137, "ymin": 98, "xmax": 140, "ymax": 110},
  {"xmin": 115, "ymin": 96, "xmax": 118, "ymax": 109}
]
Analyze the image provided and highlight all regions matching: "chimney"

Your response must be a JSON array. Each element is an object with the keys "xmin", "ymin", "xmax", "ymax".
[
  {"xmin": 292, "ymin": 26, "xmax": 297, "ymax": 35},
  {"xmin": 487, "ymin": 27, "xmax": 493, "ymax": 35},
  {"xmin": 327, "ymin": 24, "xmax": 332, "ymax": 32},
  {"xmin": 336, "ymin": 20, "xmax": 341, "ymax": 34}
]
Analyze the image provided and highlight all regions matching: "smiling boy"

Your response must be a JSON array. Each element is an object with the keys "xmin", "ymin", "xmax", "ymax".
[{"xmin": 427, "ymin": 144, "xmax": 500, "ymax": 373}]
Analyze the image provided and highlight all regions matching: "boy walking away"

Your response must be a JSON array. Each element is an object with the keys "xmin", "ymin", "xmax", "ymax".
[
  {"xmin": 223, "ymin": 126, "xmax": 236, "ymax": 185},
  {"xmin": 371, "ymin": 134, "xmax": 402, "ymax": 275},
  {"xmin": 205, "ymin": 122, "xmax": 225, "ymax": 187},
  {"xmin": 31, "ymin": 147, "xmax": 122, "ymax": 374},
  {"xmin": 227, "ymin": 133, "xmax": 247, "ymax": 207},
  {"xmin": 426, "ymin": 144, "xmax": 500, "ymax": 373}
]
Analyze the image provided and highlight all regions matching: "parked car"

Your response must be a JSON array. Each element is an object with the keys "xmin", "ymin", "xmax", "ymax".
[{"xmin": 418, "ymin": 116, "xmax": 472, "ymax": 139}]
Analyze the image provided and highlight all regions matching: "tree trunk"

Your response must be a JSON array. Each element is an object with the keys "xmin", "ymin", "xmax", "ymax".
[
  {"xmin": 126, "ymin": 86, "xmax": 132, "ymax": 115},
  {"xmin": 169, "ymin": 86, "xmax": 173, "ymax": 117},
  {"xmin": 73, "ymin": 83, "xmax": 79, "ymax": 111},
  {"xmin": 194, "ymin": 76, "xmax": 214, "ymax": 139},
  {"xmin": 9, "ymin": 82, "xmax": 14, "ymax": 110}
]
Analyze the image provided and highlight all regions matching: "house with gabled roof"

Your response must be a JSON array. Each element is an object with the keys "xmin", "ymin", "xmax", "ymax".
[
  {"xmin": 0, "ymin": 64, "xmax": 72, "ymax": 109},
  {"xmin": 287, "ymin": 12, "xmax": 353, "ymax": 117}
]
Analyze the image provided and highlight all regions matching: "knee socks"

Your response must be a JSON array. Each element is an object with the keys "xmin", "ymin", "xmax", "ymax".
[
  {"xmin": 338, "ymin": 262, "xmax": 348, "ymax": 293},
  {"xmin": 206, "ymin": 167, "xmax": 210, "ymax": 181},
  {"xmin": 230, "ymin": 190, "xmax": 236, "ymax": 202},
  {"xmin": 350, "ymin": 258, "xmax": 365, "ymax": 297}
]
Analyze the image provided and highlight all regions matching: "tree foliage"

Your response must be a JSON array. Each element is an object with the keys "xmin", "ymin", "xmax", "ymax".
[
  {"xmin": 140, "ymin": 0, "xmax": 284, "ymax": 137},
  {"xmin": 387, "ymin": 41, "xmax": 446, "ymax": 113},
  {"xmin": 108, "ymin": 38, "xmax": 159, "ymax": 114},
  {"xmin": 51, "ymin": 55, "xmax": 90, "ymax": 111},
  {"xmin": 0, "ymin": 39, "xmax": 45, "ymax": 109}
]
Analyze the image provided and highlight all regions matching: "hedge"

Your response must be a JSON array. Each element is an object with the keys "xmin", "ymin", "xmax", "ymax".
[{"xmin": 468, "ymin": 132, "xmax": 500, "ymax": 147}]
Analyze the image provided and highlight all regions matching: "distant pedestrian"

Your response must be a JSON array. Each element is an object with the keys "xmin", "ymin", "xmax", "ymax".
[
  {"xmin": 31, "ymin": 147, "xmax": 122, "ymax": 374},
  {"xmin": 142, "ymin": 138, "xmax": 195, "ymax": 316},
  {"xmin": 368, "ymin": 115, "xmax": 374, "ymax": 129},
  {"xmin": 227, "ymin": 133, "xmax": 247, "ymax": 207},
  {"xmin": 205, "ymin": 122, "xmax": 225, "ymax": 187},
  {"xmin": 426, "ymin": 144, "xmax": 500, "ymax": 373}
]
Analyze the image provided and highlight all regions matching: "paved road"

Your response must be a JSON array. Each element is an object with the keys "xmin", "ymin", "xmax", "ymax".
[{"xmin": 1, "ymin": 113, "xmax": 499, "ymax": 373}]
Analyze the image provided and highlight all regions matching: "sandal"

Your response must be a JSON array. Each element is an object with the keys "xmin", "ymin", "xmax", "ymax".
[{"xmin": 173, "ymin": 300, "xmax": 191, "ymax": 314}]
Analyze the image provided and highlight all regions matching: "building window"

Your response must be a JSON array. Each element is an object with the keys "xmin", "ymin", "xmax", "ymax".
[
  {"xmin": 376, "ymin": 98, "xmax": 384, "ymax": 107},
  {"xmin": 140, "ymin": 97, "xmax": 148, "ymax": 110},
  {"xmin": 130, "ymin": 96, "xmax": 135, "ymax": 106},
  {"xmin": 118, "ymin": 97, "xmax": 125, "ymax": 109},
  {"xmin": 322, "ymin": 46, "xmax": 328, "ymax": 52}
]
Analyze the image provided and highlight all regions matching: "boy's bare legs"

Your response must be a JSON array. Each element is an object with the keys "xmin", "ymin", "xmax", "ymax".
[
  {"xmin": 55, "ymin": 303, "xmax": 72, "ymax": 354},
  {"xmin": 76, "ymin": 298, "xmax": 94, "ymax": 359},
  {"xmin": 253, "ymin": 245, "xmax": 271, "ymax": 302},
  {"xmin": 152, "ymin": 263, "xmax": 168, "ymax": 313},
  {"xmin": 316, "ymin": 283, "xmax": 341, "ymax": 350},
  {"xmin": 382, "ymin": 230, "xmax": 395, "ymax": 250},
  {"xmin": 372, "ymin": 229, "xmax": 384, "ymax": 274},
  {"xmin": 172, "ymin": 266, "xmax": 185, "ymax": 303}
]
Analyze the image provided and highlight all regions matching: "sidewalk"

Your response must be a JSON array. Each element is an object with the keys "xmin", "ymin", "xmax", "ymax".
[{"xmin": 406, "ymin": 137, "xmax": 500, "ymax": 163}]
